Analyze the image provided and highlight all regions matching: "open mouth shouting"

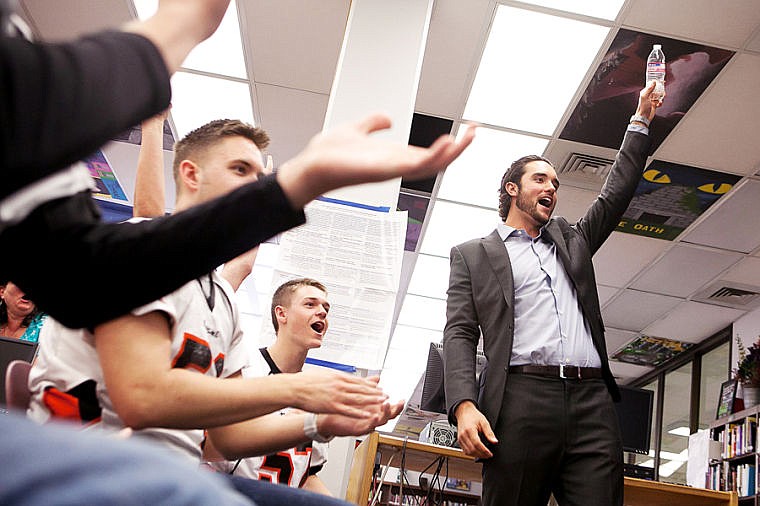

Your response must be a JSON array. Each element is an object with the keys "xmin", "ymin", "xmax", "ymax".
[
  {"xmin": 538, "ymin": 196, "xmax": 554, "ymax": 209},
  {"xmin": 310, "ymin": 321, "xmax": 326, "ymax": 335}
]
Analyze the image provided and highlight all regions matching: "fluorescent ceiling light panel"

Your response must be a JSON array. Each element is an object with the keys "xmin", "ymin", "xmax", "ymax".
[
  {"xmin": 397, "ymin": 295, "xmax": 447, "ymax": 331},
  {"xmin": 170, "ymin": 71, "xmax": 254, "ymax": 138},
  {"xmin": 133, "ymin": 0, "xmax": 246, "ymax": 78},
  {"xmin": 464, "ymin": 6, "xmax": 609, "ymax": 134},
  {"xmin": 407, "ymin": 254, "xmax": 452, "ymax": 300},
  {"xmin": 518, "ymin": 0, "xmax": 625, "ymax": 21},
  {"xmin": 439, "ymin": 127, "xmax": 548, "ymax": 208},
  {"xmin": 420, "ymin": 201, "xmax": 497, "ymax": 258}
]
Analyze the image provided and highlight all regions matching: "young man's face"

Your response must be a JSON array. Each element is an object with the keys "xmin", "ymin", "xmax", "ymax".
[
  {"xmin": 195, "ymin": 135, "xmax": 266, "ymax": 203},
  {"xmin": 281, "ymin": 285, "xmax": 330, "ymax": 350},
  {"xmin": 511, "ymin": 160, "xmax": 559, "ymax": 228}
]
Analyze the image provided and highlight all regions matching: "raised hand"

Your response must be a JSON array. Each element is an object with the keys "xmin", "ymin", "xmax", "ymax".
[
  {"xmin": 638, "ymin": 80, "xmax": 666, "ymax": 121},
  {"xmin": 277, "ymin": 114, "xmax": 476, "ymax": 209}
]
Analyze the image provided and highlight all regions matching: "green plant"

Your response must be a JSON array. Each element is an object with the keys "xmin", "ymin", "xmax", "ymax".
[{"xmin": 735, "ymin": 336, "xmax": 760, "ymax": 387}]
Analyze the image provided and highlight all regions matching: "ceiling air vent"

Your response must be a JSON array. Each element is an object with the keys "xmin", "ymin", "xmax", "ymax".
[
  {"xmin": 559, "ymin": 153, "xmax": 614, "ymax": 178},
  {"xmin": 694, "ymin": 282, "xmax": 760, "ymax": 310}
]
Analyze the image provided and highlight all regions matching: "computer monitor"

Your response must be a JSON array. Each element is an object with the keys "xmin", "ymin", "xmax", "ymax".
[
  {"xmin": 0, "ymin": 336, "xmax": 37, "ymax": 405},
  {"xmin": 614, "ymin": 385, "xmax": 654, "ymax": 455},
  {"xmin": 420, "ymin": 342, "xmax": 487, "ymax": 414}
]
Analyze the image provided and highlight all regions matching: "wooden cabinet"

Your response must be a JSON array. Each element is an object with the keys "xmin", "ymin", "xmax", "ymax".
[{"xmin": 345, "ymin": 432, "xmax": 738, "ymax": 506}]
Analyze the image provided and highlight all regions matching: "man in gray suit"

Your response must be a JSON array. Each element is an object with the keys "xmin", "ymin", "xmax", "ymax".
[{"xmin": 443, "ymin": 82, "xmax": 663, "ymax": 506}]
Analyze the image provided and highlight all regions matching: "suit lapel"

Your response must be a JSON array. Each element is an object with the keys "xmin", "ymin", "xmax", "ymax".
[
  {"xmin": 482, "ymin": 229, "xmax": 514, "ymax": 309},
  {"xmin": 545, "ymin": 222, "xmax": 571, "ymax": 272}
]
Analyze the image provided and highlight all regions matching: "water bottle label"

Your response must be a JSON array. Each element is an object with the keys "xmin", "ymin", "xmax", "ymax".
[{"xmin": 647, "ymin": 62, "xmax": 665, "ymax": 71}]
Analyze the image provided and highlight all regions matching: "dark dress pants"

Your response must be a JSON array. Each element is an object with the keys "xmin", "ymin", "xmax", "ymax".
[{"xmin": 482, "ymin": 373, "xmax": 623, "ymax": 506}]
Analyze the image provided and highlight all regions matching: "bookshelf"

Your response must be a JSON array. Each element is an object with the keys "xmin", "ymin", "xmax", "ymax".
[{"xmin": 709, "ymin": 403, "xmax": 760, "ymax": 504}]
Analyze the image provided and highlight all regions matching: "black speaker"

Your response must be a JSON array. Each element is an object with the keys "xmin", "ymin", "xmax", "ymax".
[{"xmin": 623, "ymin": 463, "xmax": 655, "ymax": 480}]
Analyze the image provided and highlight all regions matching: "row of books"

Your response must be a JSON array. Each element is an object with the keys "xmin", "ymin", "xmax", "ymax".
[
  {"xmin": 706, "ymin": 461, "xmax": 757, "ymax": 497},
  {"xmin": 717, "ymin": 416, "xmax": 757, "ymax": 458}
]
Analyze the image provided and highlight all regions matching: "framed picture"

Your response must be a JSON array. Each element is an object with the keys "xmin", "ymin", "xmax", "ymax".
[{"xmin": 716, "ymin": 379, "xmax": 738, "ymax": 419}]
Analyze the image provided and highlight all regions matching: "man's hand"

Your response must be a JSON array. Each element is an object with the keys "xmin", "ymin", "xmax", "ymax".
[
  {"xmin": 289, "ymin": 371, "xmax": 390, "ymax": 418},
  {"xmin": 636, "ymin": 80, "xmax": 666, "ymax": 122},
  {"xmin": 277, "ymin": 114, "xmax": 476, "ymax": 209},
  {"xmin": 317, "ymin": 398, "xmax": 405, "ymax": 438},
  {"xmin": 454, "ymin": 401, "xmax": 498, "ymax": 459}
]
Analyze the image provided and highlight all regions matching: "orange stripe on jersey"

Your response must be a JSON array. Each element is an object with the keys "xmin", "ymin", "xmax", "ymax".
[
  {"xmin": 172, "ymin": 332, "xmax": 212, "ymax": 373},
  {"xmin": 42, "ymin": 387, "xmax": 101, "ymax": 426}
]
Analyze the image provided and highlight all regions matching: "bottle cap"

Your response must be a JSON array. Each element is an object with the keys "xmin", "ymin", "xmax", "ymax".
[{"xmin": 653, "ymin": 44, "xmax": 661, "ymax": 50}]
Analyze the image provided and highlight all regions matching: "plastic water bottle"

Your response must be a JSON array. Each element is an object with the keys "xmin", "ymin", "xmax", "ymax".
[{"xmin": 646, "ymin": 44, "xmax": 665, "ymax": 100}]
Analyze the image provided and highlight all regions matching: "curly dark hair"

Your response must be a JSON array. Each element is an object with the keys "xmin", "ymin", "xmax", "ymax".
[{"xmin": 498, "ymin": 155, "xmax": 554, "ymax": 221}]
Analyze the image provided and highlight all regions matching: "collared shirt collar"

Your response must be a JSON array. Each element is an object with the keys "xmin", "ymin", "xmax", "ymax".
[{"xmin": 497, "ymin": 221, "xmax": 549, "ymax": 242}]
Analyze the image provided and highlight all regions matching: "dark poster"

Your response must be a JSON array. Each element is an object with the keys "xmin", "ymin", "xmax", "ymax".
[{"xmin": 560, "ymin": 29, "xmax": 734, "ymax": 151}]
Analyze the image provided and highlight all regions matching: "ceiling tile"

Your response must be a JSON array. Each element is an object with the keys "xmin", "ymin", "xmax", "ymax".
[
  {"xmin": 593, "ymin": 232, "xmax": 669, "ymax": 288},
  {"xmin": 419, "ymin": 201, "xmax": 498, "ymax": 258},
  {"xmin": 438, "ymin": 128, "xmax": 548, "ymax": 208},
  {"xmin": 415, "ymin": 0, "xmax": 493, "ymax": 118},
  {"xmin": 407, "ymin": 254, "xmax": 451, "ymax": 300},
  {"xmin": 622, "ymin": 0, "xmax": 760, "ymax": 48},
  {"xmin": 21, "ymin": 0, "xmax": 130, "ymax": 39},
  {"xmin": 241, "ymin": 0, "xmax": 348, "ymax": 94},
  {"xmin": 643, "ymin": 301, "xmax": 746, "ymax": 343},
  {"xmin": 721, "ymin": 257, "xmax": 760, "ymax": 287},
  {"xmin": 609, "ymin": 360, "xmax": 654, "ymax": 384},
  {"xmin": 605, "ymin": 327, "xmax": 639, "ymax": 355},
  {"xmin": 655, "ymin": 53, "xmax": 760, "ymax": 176},
  {"xmin": 598, "ymin": 284, "xmax": 620, "ymax": 307},
  {"xmin": 748, "ymin": 29, "xmax": 760, "ymax": 52},
  {"xmin": 602, "ymin": 290, "xmax": 683, "ymax": 331},
  {"xmin": 631, "ymin": 244, "xmax": 742, "ymax": 297},
  {"xmin": 552, "ymin": 186, "xmax": 600, "ymax": 224},
  {"xmin": 255, "ymin": 84, "xmax": 329, "ymax": 168},
  {"xmin": 681, "ymin": 179, "xmax": 760, "ymax": 253}
]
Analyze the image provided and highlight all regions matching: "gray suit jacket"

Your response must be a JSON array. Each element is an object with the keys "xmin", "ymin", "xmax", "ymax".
[{"xmin": 443, "ymin": 130, "xmax": 651, "ymax": 428}]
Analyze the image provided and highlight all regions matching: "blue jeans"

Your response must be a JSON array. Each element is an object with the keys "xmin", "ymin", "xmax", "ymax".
[
  {"xmin": 0, "ymin": 412, "xmax": 252, "ymax": 505},
  {"xmin": 227, "ymin": 476, "xmax": 353, "ymax": 506}
]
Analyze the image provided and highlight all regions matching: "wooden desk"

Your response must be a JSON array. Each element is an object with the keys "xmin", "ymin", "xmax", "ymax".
[
  {"xmin": 623, "ymin": 478, "xmax": 738, "ymax": 506},
  {"xmin": 345, "ymin": 432, "xmax": 738, "ymax": 506}
]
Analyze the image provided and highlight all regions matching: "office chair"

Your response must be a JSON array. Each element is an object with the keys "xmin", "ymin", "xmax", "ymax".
[{"xmin": 5, "ymin": 360, "xmax": 33, "ymax": 411}]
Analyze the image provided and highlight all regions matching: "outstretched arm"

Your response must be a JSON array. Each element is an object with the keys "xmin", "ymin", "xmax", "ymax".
[
  {"xmin": 95, "ymin": 311, "xmax": 392, "ymax": 429},
  {"xmin": 277, "ymin": 116, "xmax": 476, "ymax": 209},
  {"xmin": 133, "ymin": 109, "xmax": 169, "ymax": 218},
  {"xmin": 207, "ymin": 391, "xmax": 404, "ymax": 460}
]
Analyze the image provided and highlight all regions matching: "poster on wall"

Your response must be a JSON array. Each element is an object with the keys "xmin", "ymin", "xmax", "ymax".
[
  {"xmin": 262, "ymin": 199, "xmax": 407, "ymax": 370},
  {"xmin": 616, "ymin": 160, "xmax": 741, "ymax": 240},
  {"xmin": 612, "ymin": 335, "xmax": 694, "ymax": 367},
  {"xmin": 560, "ymin": 29, "xmax": 734, "ymax": 152},
  {"xmin": 82, "ymin": 150, "xmax": 128, "ymax": 202}
]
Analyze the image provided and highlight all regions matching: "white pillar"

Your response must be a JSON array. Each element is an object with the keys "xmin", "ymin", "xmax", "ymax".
[
  {"xmin": 323, "ymin": 0, "xmax": 435, "ymax": 209},
  {"xmin": 318, "ymin": 0, "xmax": 435, "ymax": 497}
]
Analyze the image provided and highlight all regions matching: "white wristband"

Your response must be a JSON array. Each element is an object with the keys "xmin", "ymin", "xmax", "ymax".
[
  {"xmin": 303, "ymin": 413, "xmax": 334, "ymax": 443},
  {"xmin": 629, "ymin": 114, "xmax": 650, "ymax": 127}
]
